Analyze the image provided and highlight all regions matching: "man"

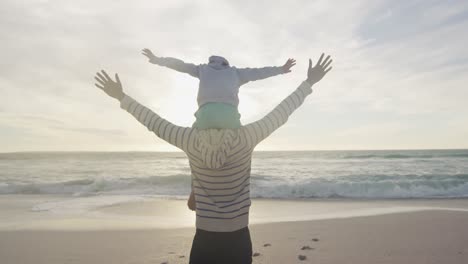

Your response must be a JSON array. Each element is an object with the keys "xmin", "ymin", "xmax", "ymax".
[{"xmin": 94, "ymin": 53, "xmax": 333, "ymax": 264}]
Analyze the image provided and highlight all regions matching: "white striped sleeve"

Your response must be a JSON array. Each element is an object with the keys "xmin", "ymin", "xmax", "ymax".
[
  {"xmin": 120, "ymin": 95, "xmax": 194, "ymax": 151},
  {"xmin": 243, "ymin": 80, "xmax": 313, "ymax": 146}
]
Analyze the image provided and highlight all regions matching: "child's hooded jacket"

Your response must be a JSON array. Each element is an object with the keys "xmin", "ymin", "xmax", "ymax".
[{"xmin": 150, "ymin": 55, "xmax": 285, "ymax": 107}]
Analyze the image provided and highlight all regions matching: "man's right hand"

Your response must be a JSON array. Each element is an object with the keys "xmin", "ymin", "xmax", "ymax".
[
  {"xmin": 142, "ymin": 48, "xmax": 158, "ymax": 63},
  {"xmin": 307, "ymin": 53, "xmax": 333, "ymax": 84}
]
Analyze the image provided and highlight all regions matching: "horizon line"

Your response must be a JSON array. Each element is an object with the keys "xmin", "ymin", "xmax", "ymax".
[{"xmin": 2, "ymin": 148, "xmax": 468, "ymax": 154}]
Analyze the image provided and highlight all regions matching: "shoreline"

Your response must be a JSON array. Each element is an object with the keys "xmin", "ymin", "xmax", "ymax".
[{"xmin": 1, "ymin": 195, "xmax": 468, "ymax": 231}]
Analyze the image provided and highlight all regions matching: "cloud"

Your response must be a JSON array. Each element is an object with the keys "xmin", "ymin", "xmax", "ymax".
[
  {"xmin": 1, "ymin": 0, "xmax": 467, "ymax": 151},
  {"xmin": 0, "ymin": 113, "xmax": 127, "ymax": 136}
]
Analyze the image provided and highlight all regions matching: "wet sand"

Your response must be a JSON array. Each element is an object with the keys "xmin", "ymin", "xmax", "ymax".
[{"xmin": 1, "ymin": 197, "xmax": 468, "ymax": 263}]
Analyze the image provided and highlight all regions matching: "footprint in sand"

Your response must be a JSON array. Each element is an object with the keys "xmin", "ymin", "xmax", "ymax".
[
  {"xmin": 298, "ymin": 255, "xmax": 307, "ymax": 261},
  {"xmin": 253, "ymin": 252, "xmax": 261, "ymax": 257},
  {"xmin": 263, "ymin": 243, "xmax": 271, "ymax": 247},
  {"xmin": 301, "ymin": 245, "xmax": 314, "ymax": 250},
  {"xmin": 312, "ymin": 238, "xmax": 319, "ymax": 242}
]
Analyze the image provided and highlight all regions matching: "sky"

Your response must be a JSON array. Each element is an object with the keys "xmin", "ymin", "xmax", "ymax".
[{"xmin": 1, "ymin": 0, "xmax": 468, "ymax": 152}]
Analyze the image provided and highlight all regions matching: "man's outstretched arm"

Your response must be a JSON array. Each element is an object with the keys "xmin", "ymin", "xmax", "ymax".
[
  {"xmin": 236, "ymin": 58, "xmax": 296, "ymax": 85},
  {"xmin": 94, "ymin": 70, "xmax": 194, "ymax": 151},
  {"xmin": 142, "ymin": 49, "xmax": 199, "ymax": 78},
  {"xmin": 243, "ymin": 54, "xmax": 333, "ymax": 146}
]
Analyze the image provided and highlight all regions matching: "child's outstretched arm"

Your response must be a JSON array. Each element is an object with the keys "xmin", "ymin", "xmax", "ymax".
[
  {"xmin": 142, "ymin": 48, "xmax": 199, "ymax": 78},
  {"xmin": 236, "ymin": 58, "xmax": 296, "ymax": 85}
]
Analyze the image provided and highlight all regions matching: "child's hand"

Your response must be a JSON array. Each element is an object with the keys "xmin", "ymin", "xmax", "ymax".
[
  {"xmin": 282, "ymin": 58, "xmax": 296, "ymax": 73},
  {"xmin": 142, "ymin": 48, "xmax": 157, "ymax": 63}
]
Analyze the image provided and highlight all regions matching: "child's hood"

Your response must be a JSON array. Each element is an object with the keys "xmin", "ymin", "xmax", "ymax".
[
  {"xmin": 197, "ymin": 129, "xmax": 239, "ymax": 169},
  {"xmin": 207, "ymin": 55, "xmax": 230, "ymax": 70}
]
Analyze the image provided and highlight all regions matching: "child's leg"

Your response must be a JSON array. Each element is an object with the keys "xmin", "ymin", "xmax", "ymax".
[
  {"xmin": 193, "ymin": 103, "xmax": 241, "ymax": 129},
  {"xmin": 187, "ymin": 190, "xmax": 196, "ymax": 211}
]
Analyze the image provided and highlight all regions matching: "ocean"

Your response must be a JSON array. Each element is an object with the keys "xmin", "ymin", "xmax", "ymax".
[{"xmin": 1, "ymin": 149, "xmax": 468, "ymax": 199}]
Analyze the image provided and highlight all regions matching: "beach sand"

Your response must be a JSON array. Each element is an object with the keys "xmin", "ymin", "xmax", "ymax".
[{"xmin": 1, "ymin": 197, "xmax": 468, "ymax": 263}]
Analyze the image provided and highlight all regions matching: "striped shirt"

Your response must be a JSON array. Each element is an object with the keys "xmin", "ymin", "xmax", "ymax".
[{"xmin": 120, "ymin": 80, "xmax": 313, "ymax": 232}]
